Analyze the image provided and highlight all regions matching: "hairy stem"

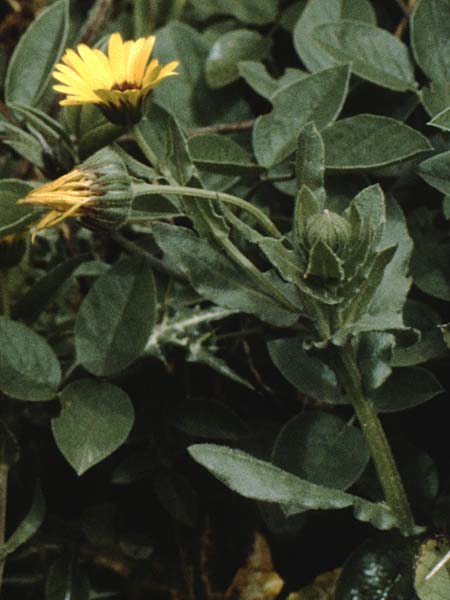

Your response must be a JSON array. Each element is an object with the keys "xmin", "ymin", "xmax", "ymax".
[
  {"xmin": 132, "ymin": 183, "xmax": 282, "ymax": 239},
  {"xmin": 338, "ymin": 343, "xmax": 416, "ymax": 535}
]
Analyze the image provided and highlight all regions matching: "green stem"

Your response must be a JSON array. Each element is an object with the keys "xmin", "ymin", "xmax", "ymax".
[
  {"xmin": 338, "ymin": 343, "xmax": 416, "ymax": 535},
  {"xmin": 0, "ymin": 464, "xmax": 8, "ymax": 591},
  {"xmin": 132, "ymin": 182, "xmax": 282, "ymax": 239},
  {"xmin": 0, "ymin": 271, "xmax": 10, "ymax": 318}
]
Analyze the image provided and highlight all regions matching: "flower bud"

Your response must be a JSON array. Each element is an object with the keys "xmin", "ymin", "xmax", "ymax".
[{"xmin": 305, "ymin": 209, "xmax": 351, "ymax": 256}]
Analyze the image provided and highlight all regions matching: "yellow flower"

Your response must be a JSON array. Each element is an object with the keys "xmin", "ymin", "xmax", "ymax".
[
  {"xmin": 52, "ymin": 33, "xmax": 179, "ymax": 124},
  {"xmin": 17, "ymin": 148, "xmax": 132, "ymax": 240}
]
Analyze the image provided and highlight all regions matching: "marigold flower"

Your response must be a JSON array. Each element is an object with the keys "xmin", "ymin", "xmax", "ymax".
[
  {"xmin": 52, "ymin": 33, "xmax": 179, "ymax": 124},
  {"xmin": 17, "ymin": 148, "xmax": 132, "ymax": 240}
]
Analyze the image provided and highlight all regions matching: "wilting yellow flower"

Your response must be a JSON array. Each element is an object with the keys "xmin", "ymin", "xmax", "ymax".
[
  {"xmin": 52, "ymin": 33, "xmax": 178, "ymax": 124},
  {"xmin": 17, "ymin": 148, "xmax": 132, "ymax": 240}
]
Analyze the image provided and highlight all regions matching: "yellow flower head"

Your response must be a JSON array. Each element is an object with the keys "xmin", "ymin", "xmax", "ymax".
[
  {"xmin": 52, "ymin": 33, "xmax": 179, "ymax": 124},
  {"xmin": 17, "ymin": 148, "xmax": 132, "ymax": 240}
]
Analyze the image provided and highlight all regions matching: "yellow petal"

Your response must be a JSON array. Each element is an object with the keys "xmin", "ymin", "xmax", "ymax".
[
  {"xmin": 133, "ymin": 36, "xmax": 156, "ymax": 84},
  {"xmin": 77, "ymin": 44, "xmax": 113, "ymax": 88},
  {"xmin": 108, "ymin": 32, "xmax": 127, "ymax": 84}
]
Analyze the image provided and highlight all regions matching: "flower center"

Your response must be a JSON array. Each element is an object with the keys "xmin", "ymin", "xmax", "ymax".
[{"xmin": 111, "ymin": 81, "xmax": 140, "ymax": 92}]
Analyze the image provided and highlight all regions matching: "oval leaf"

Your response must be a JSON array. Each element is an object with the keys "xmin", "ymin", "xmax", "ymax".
[
  {"xmin": 0, "ymin": 317, "xmax": 61, "ymax": 401},
  {"xmin": 411, "ymin": 0, "xmax": 450, "ymax": 82},
  {"xmin": 0, "ymin": 179, "xmax": 35, "ymax": 237},
  {"xmin": 272, "ymin": 412, "xmax": 369, "ymax": 490},
  {"xmin": 323, "ymin": 115, "xmax": 432, "ymax": 171},
  {"xmin": 313, "ymin": 20, "xmax": 416, "ymax": 92},
  {"xmin": 5, "ymin": 0, "xmax": 69, "ymax": 107},
  {"xmin": 52, "ymin": 379, "xmax": 134, "ymax": 475},
  {"xmin": 253, "ymin": 64, "xmax": 350, "ymax": 167},
  {"xmin": 373, "ymin": 367, "xmax": 443, "ymax": 412},
  {"xmin": 75, "ymin": 256, "xmax": 157, "ymax": 376}
]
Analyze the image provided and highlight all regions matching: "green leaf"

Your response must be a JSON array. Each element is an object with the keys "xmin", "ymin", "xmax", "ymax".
[
  {"xmin": 0, "ymin": 179, "xmax": 35, "ymax": 237},
  {"xmin": 313, "ymin": 20, "xmax": 416, "ymax": 92},
  {"xmin": 411, "ymin": 0, "xmax": 450, "ymax": 82},
  {"xmin": 295, "ymin": 122, "xmax": 326, "ymax": 203},
  {"xmin": 45, "ymin": 556, "xmax": 90, "ymax": 600},
  {"xmin": 188, "ymin": 134, "xmax": 262, "ymax": 176},
  {"xmin": 293, "ymin": 0, "xmax": 376, "ymax": 72},
  {"xmin": 134, "ymin": 102, "xmax": 194, "ymax": 185},
  {"xmin": 420, "ymin": 81, "xmax": 450, "ymax": 117},
  {"xmin": 153, "ymin": 22, "xmax": 251, "ymax": 127},
  {"xmin": 238, "ymin": 61, "xmax": 280, "ymax": 99},
  {"xmin": 170, "ymin": 399, "xmax": 249, "ymax": 440},
  {"xmin": 267, "ymin": 337, "xmax": 347, "ymax": 404},
  {"xmin": 5, "ymin": 0, "xmax": 69, "ymax": 107},
  {"xmin": 0, "ymin": 484, "xmax": 45, "ymax": 561},
  {"xmin": 52, "ymin": 379, "xmax": 134, "ymax": 476},
  {"xmin": 429, "ymin": 107, "xmax": 450, "ymax": 132},
  {"xmin": 152, "ymin": 470, "xmax": 199, "ymax": 527},
  {"xmin": 419, "ymin": 150, "xmax": 450, "ymax": 195},
  {"xmin": 307, "ymin": 239, "xmax": 344, "ymax": 280},
  {"xmin": 414, "ymin": 538, "xmax": 450, "ymax": 600},
  {"xmin": 323, "ymin": 115, "xmax": 432, "ymax": 171},
  {"xmin": 13, "ymin": 255, "xmax": 86, "ymax": 323},
  {"xmin": 0, "ymin": 317, "xmax": 61, "ymax": 401},
  {"xmin": 336, "ymin": 535, "xmax": 419, "ymax": 599},
  {"xmin": 0, "ymin": 122, "xmax": 45, "ymax": 168},
  {"xmin": 253, "ymin": 65, "xmax": 350, "ymax": 167},
  {"xmin": 188, "ymin": 444, "xmax": 398, "ymax": 530},
  {"xmin": 272, "ymin": 412, "xmax": 369, "ymax": 490},
  {"xmin": 373, "ymin": 367, "xmax": 443, "ymax": 412},
  {"xmin": 153, "ymin": 223, "xmax": 300, "ymax": 327},
  {"xmin": 206, "ymin": 29, "xmax": 271, "ymax": 89},
  {"xmin": 189, "ymin": 0, "xmax": 278, "ymax": 25},
  {"xmin": 75, "ymin": 256, "xmax": 157, "ymax": 377}
]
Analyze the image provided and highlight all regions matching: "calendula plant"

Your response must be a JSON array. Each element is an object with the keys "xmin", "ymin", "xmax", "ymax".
[{"xmin": 1, "ymin": 0, "xmax": 450, "ymax": 598}]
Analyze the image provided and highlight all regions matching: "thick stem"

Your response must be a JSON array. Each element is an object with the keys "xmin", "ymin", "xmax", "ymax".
[
  {"xmin": 338, "ymin": 343, "xmax": 416, "ymax": 535},
  {"xmin": 0, "ymin": 464, "xmax": 8, "ymax": 591},
  {"xmin": 132, "ymin": 183, "xmax": 282, "ymax": 239}
]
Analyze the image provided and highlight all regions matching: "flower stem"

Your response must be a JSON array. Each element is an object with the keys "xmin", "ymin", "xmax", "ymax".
[
  {"xmin": 338, "ymin": 343, "xmax": 416, "ymax": 535},
  {"xmin": 132, "ymin": 183, "xmax": 282, "ymax": 239},
  {"xmin": 0, "ymin": 271, "xmax": 10, "ymax": 319},
  {"xmin": 0, "ymin": 464, "xmax": 8, "ymax": 591}
]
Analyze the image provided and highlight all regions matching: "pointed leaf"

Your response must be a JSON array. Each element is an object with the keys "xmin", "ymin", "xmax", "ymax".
[
  {"xmin": 52, "ymin": 379, "xmax": 134, "ymax": 476},
  {"xmin": 411, "ymin": 0, "xmax": 450, "ymax": 82}
]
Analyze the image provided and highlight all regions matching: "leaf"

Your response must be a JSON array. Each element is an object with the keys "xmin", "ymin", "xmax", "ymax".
[
  {"xmin": 153, "ymin": 22, "xmax": 251, "ymax": 127},
  {"xmin": 153, "ymin": 223, "xmax": 300, "ymax": 327},
  {"xmin": 323, "ymin": 115, "xmax": 432, "ymax": 171},
  {"xmin": 272, "ymin": 412, "xmax": 369, "ymax": 490},
  {"xmin": 238, "ymin": 61, "xmax": 280, "ymax": 99},
  {"xmin": 336, "ymin": 534, "xmax": 419, "ymax": 599},
  {"xmin": 420, "ymin": 81, "xmax": 450, "ymax": 117},
  {"xmin": 0, "ymin": 317, "xmax": 61, "ymax": 401},
  {"xmin": 0, "ymin": 122, "xmax": 45, "ymax": 168},
  {"xmin": 419, "ymin": 150, "xmax": 450, "ymax": 195},
  {"xmin": 206, "ymin": 29, "xmax": 271, "ymax": 89},
  {"xmin": 267, "ymin": 337, "xmax": 348, "ymax": 405},
  {"xmin": 0, "ymin": 484, "xmax": 45, "ymax": 561},
  {"xmin": 45, "ymin": 556, "xmax": 90, "ymax": 600},
  {"xmin": 75, "ymin": 256, "xmax": 157, "ymax": 377},
  {"xmin": 429, "ymin": 107, "xmax": 450, "ymax": 132},
  {"xmin": 5, "ymin": 0, "xmax": 69, "ymax": 107},
  {"xmin": 293, "ymin": 0, "xmax": 376, "ymax": 72},
  {"xmin": 52, "ymin": 379, "xmax": 134, "ymax": 476},
  {"xmin": 13, "ymin": 255, "xmax": 86, "ymax": 323},
  {"xmin": 414, "ymin": 538, "xmax": 450, "ymax": 600},
  {"xmin": 253, "ymin": 65, "xmax": 350, "ymax": 167},
  {"xmin": 189, "ymin": 0, "xmax": 278, "ymax": 25},
  {"xmin": 188, "ymin": 134, "xmax": 262, "ymax": 176},
  {"xmin": 0, "ymin": 179, "xmax": 35, "ymax": 236},
  {"xmin": 152, "ymin": 470, "xmax": 199, "ymax": 527},
  {"xmin": 170, "ymin": 399, "xmax": 249, "ymax": 440},
  {"xmin": 188, "ymin": 444, "xmax": 398, "ymax": 530},
  {"xmin": 313, "ymin": 20, "xmax": 416, "ymax": 92},
  {"xmin": 411, "ymin": 0, "xmax": 450, "ymax": 82},
  {"xmin": 134, "ymin": 102, "xmax": 194, "ymax": 185},
  {"xmin": 373, "ymin": 367, "xmax": 443, "ymax": 412}
]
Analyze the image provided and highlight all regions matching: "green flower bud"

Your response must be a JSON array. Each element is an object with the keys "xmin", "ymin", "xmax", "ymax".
[{"xmin": 305, "ymin": 209, "xmax": 351, "ymax": 255}]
